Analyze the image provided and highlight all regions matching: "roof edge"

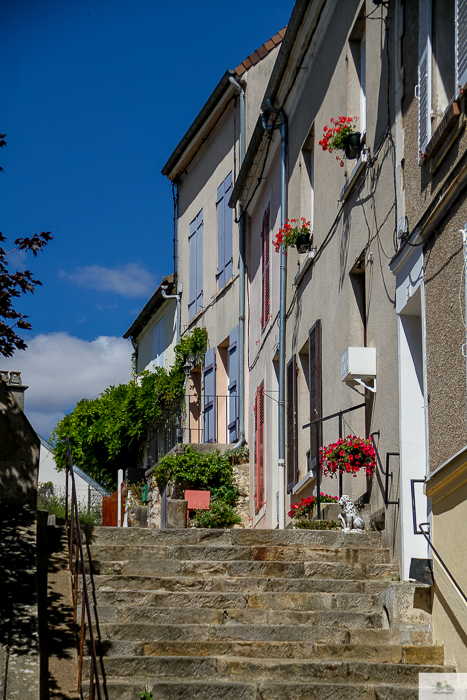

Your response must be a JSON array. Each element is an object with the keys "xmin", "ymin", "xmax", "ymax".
[{"xmin": 123, "ymin": 274, "xmax": 175, "ymax": 340}]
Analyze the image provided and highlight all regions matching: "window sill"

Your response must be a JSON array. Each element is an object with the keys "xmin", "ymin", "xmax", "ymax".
[
  {"xmin": 187, "ymin": 308, "xmax": 204, "ymax": 328},
  {"xmin": 294, "ymin": 250, "xmax": 316, "ymax": 287},
  {"xmin": 339, "ymin": 149, "xmax": 369, "ymax": 202},
  {"xmin": 423, "ymin": 101, "xmax": 466, "ymax": 174},
  {"xmin": 253, "ymin": 504, "xmax": 266, "ymax": 526},
  {"xmin": 215, "ymin": 275, "xmax": 234, "ymax": 299},
  {"xmin": 291, "ymin": 469, "xmax": 315, "ymax": 495}
]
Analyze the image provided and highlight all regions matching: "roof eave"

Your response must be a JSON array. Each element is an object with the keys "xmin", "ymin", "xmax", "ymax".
[{"xmin": 123, "ymin": 274, "xmax": 175, "ymax": 340}]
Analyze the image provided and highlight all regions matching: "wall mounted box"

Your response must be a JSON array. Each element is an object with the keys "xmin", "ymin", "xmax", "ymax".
[{"xmin": 341, "ymin": 347, "xmax": 377, "ymax": 383}]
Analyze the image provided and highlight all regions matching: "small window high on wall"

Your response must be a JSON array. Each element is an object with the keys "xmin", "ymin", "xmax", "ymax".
[
  {"xmin": 216, "ymin": 173, "xmax": 233, "ymax": 290},
  {"xmin": 301, "ymin": 127, "xmax": 314, "ymax": 235}
]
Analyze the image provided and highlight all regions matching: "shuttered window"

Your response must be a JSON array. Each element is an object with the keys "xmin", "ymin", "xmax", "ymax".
[
  {"xmin": 254, "ymin": 381, "xmax": 265, "ymax": 513},
  {"xmin": 152, "ymin": 316, "xmax": 165, "ymax": 370},
  {"xmin": 227, "ymin": 325, "xmax": 239, "ymax": 443},
  {"xmin": 189, "ymin": 210, "xmax": 203, "ymax": 320},
  {"xmin": 418, "ymin": 0, "xmax": 432, "ymax": 157},
  {"xmin": 216, "ymin": 173, "xmax": 233, "ymax": 290},
  {"xmin": 286, "ymin": 354, "xmax": 298, "ymax": 494},
  {"xmin": 308, "ymin": 320, "xmax": 322, "ymax": 472},
  {"xmin": 261, "ymin": 205, "xmax": 270, "ymax": 333},
  {"xmin": 203, "ymin": 347, "xmax": 216, "ymax": 443}
]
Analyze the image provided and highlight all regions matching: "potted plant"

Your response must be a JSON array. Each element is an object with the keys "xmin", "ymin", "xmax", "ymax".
[
  {"xmin": 273, "ymin": 218, "xmax": 311, "ymax": 253},
  {"xmin": 319, "ymin": 435, "xmax": 376, "ymax": 478},
  {"xmin": 288, "ymin": 492, "xmax": 339, "ymax": 521},
  {"xmin": 319, "ymin": 116, "xmax": 361, "ymax": 167}
]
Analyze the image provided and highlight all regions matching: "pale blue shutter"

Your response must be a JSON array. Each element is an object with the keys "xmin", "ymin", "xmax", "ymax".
[
  {"xmin": 196, "ymin": 210, "xmax": 203, "ymax": 315},
  {"xmin": 217, "ymin": 182, "xmax": 225, "ymax": 289},
  {"xmin": 456, "ymin": 0, "xmax": 467, "ymax": 92},
  {"xmin": 227, "ymin": 325, "xmax": 239, "ymax": 443},
  {"xmin": 418, "ymin": 0, "xmax": 432, "ymax": 156},
  {"xmin": 204, "ymin": 347, "xmax": 216, "ymax": 443},
  {"xmin": 152, "ymin": 317, "xmax": 165, "ymax": 369},
  {"xmin": 224, "ymin": 174, "xmax": 233, "ymax": 283},
  {"xmin": 188, "ymin": 218, "xmax": 197, "ymax": 320}
]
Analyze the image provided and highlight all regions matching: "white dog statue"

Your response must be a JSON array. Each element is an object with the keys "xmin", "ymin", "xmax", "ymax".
[{"xmin": 338, "ymin": 495, "xmax": 365, "ymax": 532}]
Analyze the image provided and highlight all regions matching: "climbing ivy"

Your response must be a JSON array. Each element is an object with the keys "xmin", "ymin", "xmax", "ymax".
[{"xmin": 50, "ymin": 328, "xmax": 208, "ymax": 489}]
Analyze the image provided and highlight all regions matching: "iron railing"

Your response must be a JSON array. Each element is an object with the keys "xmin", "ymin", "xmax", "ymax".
[
  {"xmin": 411, "ymin": 477, "xmax": 467, "ymax": 606},
  {"xmin": 302, "ymin": 402, "xmax": 366, "ymax": 518},
  {"xmin": 370, "ymin": 431, "xmax": 400, "ymax": 506},
  {"xmin": 184, "ymin": 393, "xmax": 239, "ymax": 445},
  {"xmin": 65, "ymin": 437, "xmax": 102, "ymax": 699}
]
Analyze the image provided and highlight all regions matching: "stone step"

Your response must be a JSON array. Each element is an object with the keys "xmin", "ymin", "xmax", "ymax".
[
  {"xmin": 85, "ymin": 574, "xmax": 391, "ymax": 595},
  {"xmin": 82, "ymin": 655, "xmax": 453, "ymax": 686},
  {"xmin": 86, "ymin": 543, "xmax": 391, "ymax": 565},
  {"xmin": 84, "ymin": 526, "xmax": 382, "ymax": 549},
  {"xmin": 89, "ymin": 558, "xmax": 399, "ymax": 580},
  {"xmin": 92, "ymin": 605, "xmax": 384, "ymax": 628},
  {"xmin": 88, "ymin": 639, "xmax": 444, "ymax": 665},
  {"xmin": 95, "ymin": 679, "xmax": 421, "ymax": 700},
  {"xmin": 83, "ymin": 589, "xmax": 376, "ymax": 612}
]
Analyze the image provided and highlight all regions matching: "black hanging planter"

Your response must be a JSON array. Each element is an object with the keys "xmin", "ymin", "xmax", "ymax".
[
  {"xmin": 295, "ymin": 232, "xmax": 311, "ymax": 254},
  {"xmin": 343, "ymin": 132, "xmax": 362, "ymax": 160}
]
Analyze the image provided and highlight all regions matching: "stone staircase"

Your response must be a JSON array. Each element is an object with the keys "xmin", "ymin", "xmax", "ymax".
[{"xmin": 81, "ymin": 527, "xmax": 453, "ymax": 699}]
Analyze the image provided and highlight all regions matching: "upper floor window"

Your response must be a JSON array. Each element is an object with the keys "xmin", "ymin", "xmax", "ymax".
[
  {"xmin": 188, "ymin": 209, "xmax": 203, "ymax": 320},
  {"xmin": 216, "ymin": 172, "xmax": 233, "ymax": 290},
  {"xmin": 301, "ymin": 128, "xmax": 315, "ymax": 234},
  {"xmin": 261, "ymin": 204, "xmax": 270, "ymax": 333},
  {"xmin": 349, "ymin": 14, "xmax": 367, "ymax": 138},
  {"xmin": 152, "ymin": 316, "xmax": 165, "ymax": 370},
  {"xmin": 418, "ymin": 0, "xmax": 467, "ymax": 155}
]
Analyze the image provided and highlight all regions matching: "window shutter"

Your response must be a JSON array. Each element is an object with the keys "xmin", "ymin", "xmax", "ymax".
[
  {"xmin": 456, "ymin": 0, "xmax": 467, "ymax": 91},
  {"xmin": 203, "ymin": 347, "xmax": 216, "ymax": 443},
  {"xmin": 286, "ymin": 354, "xmax": 298, "ymax": 493},
  {"xmin": 418, "ymin": 0, "xmax": 432, "ymax": 156},
  {"xmin": 308, "ymin": 320, "xmax": 322, "ymax": 472},
  {"xmin": 196, "ymin": 210, "xmax": 203, "ymax": 315},
  {"xmin": 227, "ymin": 324, "xmax": 239, "ymax": 443},
  {"xmin": 224, "ymin": 173, "xmax": 233, "ymax": 283},
  {"xmin": 261, "ymin": 205, "xmax": 270, "ymax": 332},
  {"xmin": 217, "ymin": 182, "xmax": 226, "ymax": 290},
  {"xmin": 255, "ymin": 381, "xmax": 265, "ymax": 512},
  {"xmin": 188, "ymin": 218, "xmax": 197, "ymax": 320},
  {"xmin": 152, "ymin": 317, "xmax": 165, "ymax": 370}
]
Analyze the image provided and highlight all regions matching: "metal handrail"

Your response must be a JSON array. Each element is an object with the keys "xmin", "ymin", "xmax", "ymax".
[
  {"xmin": 302, "ymin": 402, "xmax": 367, "ymax": 518},
  {"xmin": 65, "ymin": 437, "xmax": 102, "ymax": 699},
  {"xmin": 410, "ymin": 477, "xmax": 467, "ymax": 606},
  {"xmin": 370, "ymin": 431, "xmax": 400, "ymax": 506}
]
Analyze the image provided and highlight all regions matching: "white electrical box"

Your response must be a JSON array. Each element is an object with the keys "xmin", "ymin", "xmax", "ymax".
[{"xmin": 341, "ymin": 347, "xmax": 377, "ymax": 383}]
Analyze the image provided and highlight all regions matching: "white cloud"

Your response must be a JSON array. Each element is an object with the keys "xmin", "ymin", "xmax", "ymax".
[
  {"xmin": 64, "ymin": 263, "xmax": 157, "ymax": 298},
  {"xmin": 0, "ymin": 332, "xmax": 133, "ymax": 438}
]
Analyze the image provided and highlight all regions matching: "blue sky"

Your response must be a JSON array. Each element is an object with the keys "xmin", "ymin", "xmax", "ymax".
[{"xmin": 0, "ymin": 0, "xmax": 293, "ymax": 436}]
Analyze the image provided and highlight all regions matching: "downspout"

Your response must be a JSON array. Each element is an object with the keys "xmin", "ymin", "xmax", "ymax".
[
  {"xmin": 229, "ymin": 76, "xmax": 246, "ymax": 448},
  {"xmin": 160, "ymin": 285, "xmax": 181, "ymax": 345},
  {"xmin": 261, "ymin": 100, "xmax": 287, "ymax": 530}
]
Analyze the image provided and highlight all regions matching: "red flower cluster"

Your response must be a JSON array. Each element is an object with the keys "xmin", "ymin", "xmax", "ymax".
[
  {"xmin": 273, "ymin": 218, "xmax": 311, "ymax": 253},
  {"xmin": 320, "ymin": 435, "xmax": 376, "ymax": 478},
  {"xmin": 288, "ymin": 492, "xmax": 339, "ymax": 519},
  {"xmin": 319, "ymin": 116, "xmax": 357, "ymax": 167}
]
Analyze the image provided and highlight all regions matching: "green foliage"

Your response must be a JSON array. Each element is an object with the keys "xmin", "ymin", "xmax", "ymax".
[
  {"xmin": 293, "ymin": 520, "xmax": 340, "ymax": 530},
  {"xmin": 127, "ymin": 480, "xmax": 146, "ymax": 506},
  {"xmin": 192, "ymin": 500, "xmax": 241, "ymax": 529},
  {"xmin": 139, "ymin": 691, "xmax": 153, "ymax": 700},
  {"xmin": 37, "ymin": 482, "xmax": 102, "ymax": 527},
  {"xmin": 225, "ymin": 444, "xmax": 249, "ymax": 464},
  {"xmin": 50, "ymin": 328, "xmax": 208, "ymax": 489}
]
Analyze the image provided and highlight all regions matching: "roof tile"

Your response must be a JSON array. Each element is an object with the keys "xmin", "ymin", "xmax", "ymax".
[
  {"xmin": 271, "ymin": 32, "xmax": 283, "ymax": 45},
  {"xmin": 242, "ymin": 57, "xmax": 253, "ymax": 70},
  {"xmin": 248, "ymin": 51, "xmax": 261, "ymax": 66},
  {"xmin": 235, "ymin": 63, "xmax": 247, "ymax": 76},
  {"xmin": 264, "ymin": 39, "xmax": 275, "ymax": 51},
  {"xmin": 256, "ymin": 44, "xmax": 268, "ymax": 59}
]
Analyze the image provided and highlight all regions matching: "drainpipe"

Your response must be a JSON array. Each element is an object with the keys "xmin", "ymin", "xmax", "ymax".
[
  {"xmin": 229, "ymin": 76, "xmax": 246, "ymax": 448},
  {"xmin": 261, "ymin": 100, "xmax": 287, "ymax": 529}
]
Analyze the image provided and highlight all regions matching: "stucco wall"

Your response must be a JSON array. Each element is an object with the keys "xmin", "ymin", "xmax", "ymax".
[{"xmin": 136, "ymin": 298, "xmax": 177, "ymax": 374}]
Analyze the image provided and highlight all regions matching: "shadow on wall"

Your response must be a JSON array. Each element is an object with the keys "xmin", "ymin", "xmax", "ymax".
[{"xmin": 0, "ymin": 379, "xmax": 39, "ymax": 505}]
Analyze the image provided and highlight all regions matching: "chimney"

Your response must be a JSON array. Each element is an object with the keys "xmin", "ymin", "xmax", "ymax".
[{"xmin": 0, "ymin": 371, "xmax": 28, "ymax": 410}]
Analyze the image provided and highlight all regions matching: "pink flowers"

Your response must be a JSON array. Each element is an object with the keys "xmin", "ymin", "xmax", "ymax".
[
  {"xmin": 320, "ymin": 435, "xmax": 376, "ymax": 478},
  {"xmin": 288, "ymin": 492, "xmax": 339, "ymax": 519},
  {"xmin": 273, "ymin": 218, "xmax": 311, "ymax": 253},
  {"xmin": 319, "ymin": 116, "xmax": 358, "ymax": 167}
]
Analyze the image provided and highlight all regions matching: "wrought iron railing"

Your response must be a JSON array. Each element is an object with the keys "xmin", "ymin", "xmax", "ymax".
[
  {"xmin": 65, "ymin": 437, "xmax": 102, "ymax": 699},
  {"xmin": 184, "ymin": 393, "xmax": 239, "ymax": 445},
  {"xmin": 370, "ymin": 431, "xmax": 400, "ymax": 506},
  {"xmin": 411, "ymin": 477, "xmax": 467, "ymax": 606}
]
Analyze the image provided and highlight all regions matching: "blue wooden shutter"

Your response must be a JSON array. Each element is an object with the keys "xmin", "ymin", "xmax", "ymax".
[
  {"xmin": 204, "ymin": 347, "xmax": 216, "ymax": 443},
  {"xmin": 223, "ymin": 173, "xmax": 233, "ymax": 283},
  {"xmin": 456, "ymin": 0, "xmax": 467, "ymax": 92},
  {"xmin": 418, "ymin": 0, "xmax": 432, "ymax": 156},
  {"xmin": 196, "ymin": 210, "xmax": 203, "ymax": 315},
  {"xmin": 188, "ymin": 217, "xmax": 197, "ymax": 320},
  {"xmin": 227, "ymin": 325, "xmax": 239, "ymax": 443}
]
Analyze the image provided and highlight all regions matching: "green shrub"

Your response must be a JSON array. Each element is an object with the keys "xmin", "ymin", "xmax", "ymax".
[
  {"xmin": 37, "ymin": 482, "xmax": 102, "ymax": 527},
  {"xmin": 192, "ymin": 500, "xmax": 241, "ymax": 529},
  {"xmin": 293, "ymin": 519, "xmax": 340, "ymax": 530}
]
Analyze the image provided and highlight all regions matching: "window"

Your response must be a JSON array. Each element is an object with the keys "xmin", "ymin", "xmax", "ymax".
[
  {"xmin": 308, "ymin": 320, "xmax": 322, "ymax": 473},
  {"xmin": 189, "ymin": 209, "xmax": 203, "ymax": 320},
  {"xmin": 301, "ymin": 128, "xmax": 315, "ymax": 233},
  {"xmin": 203, "ymin": 347, "xmax": 215, "ymax": 443},
  {"xmin": 286, "ymin": 354, "xmax": 298, "ymax": 493},
  {"xmin": 418, "ymin": 0, "xmax": 467, "ymax": 155},
  {"xmin": 152, "ymin": 316, "xmax": 165, "ymax": 370},
  {"xmin": 227, "ymin": 325, "xmax": 239, "ymax": 443},
  {"xmin": 216, "ymin": 173, "xmax": 233, "ymax": 290},
  {"xmin": 261, "ymin": 205, "xmax": 270, "ymax": 332},
  {"xmin": 254, "ymin": 381, "xmax": 265, "ymax": 512},
  {"xmin": 349, "ymin": 13, "xmax": 367, "ymax": 138}
]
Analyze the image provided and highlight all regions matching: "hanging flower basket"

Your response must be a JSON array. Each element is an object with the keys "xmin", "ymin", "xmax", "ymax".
[
  {"xmin": 273, "ymin": 218, "xmax": 311, "ymax": 253},
  {"xmin": 319, "ymin": 116, "xmax": 361, "ymax": 167},
  {"xmin": 320, "ymin": 435, "xmax": 376, "ymax": 478}
]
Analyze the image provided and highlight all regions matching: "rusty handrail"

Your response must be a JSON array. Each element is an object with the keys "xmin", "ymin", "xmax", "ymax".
[{"xmin": 65, "ymin": 437, "xmax": 102, "ymax": 700}]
